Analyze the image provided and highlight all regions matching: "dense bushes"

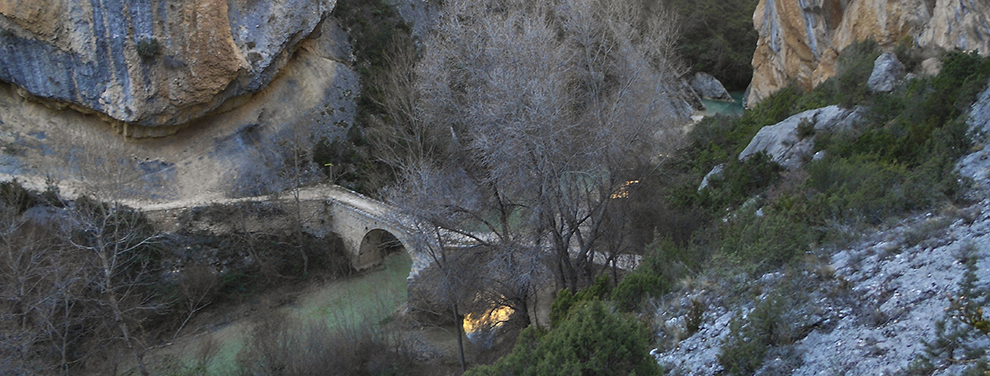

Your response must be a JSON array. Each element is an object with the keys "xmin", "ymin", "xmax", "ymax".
[
  {"xmin": 716, "ymin": 205, "xmax": 813, "ymax": 271},
  {"xmin": 666, "ymin": 0, "xmax": 760, "ymax": 90},
  {"xmin": 657, "ymin": 43, "xmax": 989, "ymax": 277},
  {"xmin": 612, "ymin": 239, "xmax": 698, "ymax": 312},
  {"xmin": 467, "ymin": 300, "xmax": 662, "ymax": 376}
]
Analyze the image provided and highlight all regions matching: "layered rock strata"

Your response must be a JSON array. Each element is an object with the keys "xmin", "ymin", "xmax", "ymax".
[
  {"xmin": 748, "ymin": 0, "xmax": 990, "ymax": 108},
  {"xmin": 0, "ymin": 0, "xmax": 335, "ymax": 133}
]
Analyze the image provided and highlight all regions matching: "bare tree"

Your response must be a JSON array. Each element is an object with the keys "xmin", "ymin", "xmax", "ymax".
[
  {"xmin": 0, "ymin": 201, "xmax": 85, "ymax": 375},
  {"xmin": 385, "ymin": 161, "xmax": 534, "ymax": 371},
  {"xmin": 383, "ymin": 0, "xmax": 688, "ymax": 303},
  {"xmin": 58, "ymin": 140, "xmax": 168, "ymax": 376},
  {"xmin": 172, "ymin": 264, "xmax": 219, "ymax": 340}
]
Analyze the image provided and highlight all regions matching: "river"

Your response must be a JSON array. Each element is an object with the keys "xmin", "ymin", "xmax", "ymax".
[{"xmin": 700, "ymin": 91, "xmax": 745, "ymax": 117}]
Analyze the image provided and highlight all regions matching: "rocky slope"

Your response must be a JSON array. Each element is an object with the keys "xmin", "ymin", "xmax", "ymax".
[
  {"xmin": 747, "ymin": 0, "xmax": 990, "ymax": 108},
  {"xmin": 0, "ymin": 0, "xmax": 335, "ymax": 132},
  {"xmin": 654, "ymin": 70, "xmax": 990, "ymax": 376}
]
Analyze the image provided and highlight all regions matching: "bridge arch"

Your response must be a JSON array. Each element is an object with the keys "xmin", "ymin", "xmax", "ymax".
[{"xmin": 357, "ymin": 229, "xmax": 406, "ymax": 268}]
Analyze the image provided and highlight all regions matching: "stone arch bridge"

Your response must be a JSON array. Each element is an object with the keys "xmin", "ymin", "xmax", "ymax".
[{"xmin": 142, "ymin": 185, "xmax": 428, "ymax": 275}]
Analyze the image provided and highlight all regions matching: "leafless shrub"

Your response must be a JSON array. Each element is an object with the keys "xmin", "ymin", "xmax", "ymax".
[
  {"xmin": 173, "ymin": 264, "xmax": 220, "ymax": 339},
  {"xmin": 382, "ymin": 0, "xmax": 690, "ymax": 322},
  {"xmin": 235, "ymin": 311, "xmax": 414, "ymax": 376}
]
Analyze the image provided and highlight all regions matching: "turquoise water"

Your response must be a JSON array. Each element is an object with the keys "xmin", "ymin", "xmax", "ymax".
[{"xmin": 700, "ymin": 91, "xmax": 745, "ymax": 117}]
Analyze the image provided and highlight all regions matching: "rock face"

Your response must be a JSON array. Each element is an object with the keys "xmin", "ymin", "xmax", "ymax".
[
  {"xmin": 747, "ymin": 0, "xmax": 990, "ymax": 108},
  {"xmin": 655, "ymin": 205, "xmax": 990, "ymax": 375},
  {"xmin": 738, "ymin": 105, "xmax": 866, "ymax": 170},
  {"xmin": 957, "ymin": 81, "xmax": 990, "ymax": 201},
  {"xmin": 0, "ymin": 14, "xmax": 358, "ymax": 202},
  {"xmin": 689, "ymin": 72, "xmax": 733, "ymax": 101},
  {"xmin": 868, "ymin": 52, "xmax": 906, "ymax": 92},
  {"xmin": 0, "ymin": 0, "xmax": 335, "ymax": 131}
]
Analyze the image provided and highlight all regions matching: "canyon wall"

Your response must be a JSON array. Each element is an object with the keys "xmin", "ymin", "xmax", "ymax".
[
  {"xmin": 748, "ymin": 0, "xmax": 990, "ymax": 108},
  {"xmin": 0, "ymin": 0, "xmax": 334, "ymax": 132}
]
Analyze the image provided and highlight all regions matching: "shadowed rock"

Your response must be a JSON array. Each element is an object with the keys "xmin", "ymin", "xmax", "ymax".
[{"xmin": 689, "ymin": 72, "xmax": 732, "ymax": 101}]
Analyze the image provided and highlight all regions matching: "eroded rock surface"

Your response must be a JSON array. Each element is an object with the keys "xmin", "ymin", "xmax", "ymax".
[
  {"xmin": 738, "ymin": 105, "xmax": 866, "ymax": 170},
  {"xmin": 0, "ymin": 14, "xmax": 358, "ymax": 203},
  {"xmin": 868, "ymin": 52, "xmax": 906, "ymax": 92},
  {"xmin": 0, "ymin": 0, "xmax": 335, "ymax": 130},
  {"xmin": 748, "ymin": 0, "xmax": 990, "ymax": 108}
]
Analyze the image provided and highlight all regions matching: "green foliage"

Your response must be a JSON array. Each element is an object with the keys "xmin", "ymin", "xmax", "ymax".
[
  {"xmin": 832, "ymin": 38, "xmax": 881, "ymax": 108},
  {"xmin": 641, "ymin": 44, "xmax": 990, "ymax": 285},
  {"xmin": 797, "ymin": 152, "xmax": 962, "ymax": 226},
  {"xmin": 666, "ymin": 0, "xmax": 760, "ymax": 90},
  {"xmin": 625, "ymin": 173, "xmax": 706, "ymax": 248},
  {"xmin": 137, "ymin": 37, "xmax": 161, "ymax": 60},
  {"xmin": 894, "ymin": 35, "xmax": 923, "ymax": 73},
  {"xmin": 42, "ymin": 175, "xmax": 63, "ymax": 207},
  {"xmin": 682, "ymin": 85, "xmax": 815, "ymax": 176},
  {"xmin": 796, "ymin": 119, "xmax": 816, "ymax": 139},
  {"xmin": 467, "ymin": 300, "xmax": 662, "ymax": 376},
  {"xmin": 550, "ymin": 274, "xmax": 611, "ymax": 326},
  {"xmin": 326, "ymin": 0, "xmax": 414, "ymax": 195},
  {"xmin": 716, "ymin": 205, "xmax": 812, "ymax": 272},
  {"xmin": 612, "ymin": 238, "xmax": 695, "ymax": 312},
  {"xmin": 910, "ymin": 243, "xmax": 990, "ymax": 375},
  {"xmin": 718, "ymin": 290, "xmax": 804, "ymax": 375},
  {"xmin": 693, "ymin": 152, "xmax": 783, "ymax": 214}
]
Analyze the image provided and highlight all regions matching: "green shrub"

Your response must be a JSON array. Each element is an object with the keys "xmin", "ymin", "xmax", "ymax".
[
  {"xmin": 909, "ymin": 243, "xmax": 990, "ymax": 375},
  {"xmin": 667, "ymin": 0, "xmax": 760, "ymax": 90},
  {"xmin": 0, "ymin": 180, "xmax": 36, "ymax": 214},
  {"xmin": 716, "ymin": 205, "xmax": 812, "ymax": 272},
  {"xmin": 467, "ymin": 300, "xmax": 662, "ymax": 376},
  {"xmin": 137, "ymin": 37, "xmax": 161, "ymax": 60},
  {"xmin": 550, "ymin": 274, "xmax": 611, "ymax": 326},
  {"xmin": 831, "ymin": 38, "xmax": 880, "ymax": 107},
  {"xmin": 694, "ymin": 151, "xmax": 783, "ymax": 214},
  {"xmin": 324, "ymin": 0, "xmax": 415, "ymax": 195},
  {"xmin": 718, "ymin": 290, "xmax": 804, "ymax": 375},
  {"xmin": 683, "ymin": 85, "xmax": 810, "ymax": 176},
  {"xmin": 802, "ymin": 157, "xmax": 918, "ymax": 224},
  {"xmin": 612, "ymin": 238, "xmax": 695, "ymax": 313},
  {"xmin": 796, "ymin": 118, "xmax": 816, "ymax": 139}
]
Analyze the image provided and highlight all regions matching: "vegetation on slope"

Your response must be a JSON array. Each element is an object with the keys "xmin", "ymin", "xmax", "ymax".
[{"xmin": 665, "ymin": 0, "xmax": 760, "ymax": 90}]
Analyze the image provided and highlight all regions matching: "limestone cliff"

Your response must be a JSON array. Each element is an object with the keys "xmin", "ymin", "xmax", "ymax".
[
  {"xmin": 0, "ymin": 0, "xmax": 334, "ymax": 131},
  {"xmin": 747, "ymin": 0, "xmax": 990, "ymax": 108}
]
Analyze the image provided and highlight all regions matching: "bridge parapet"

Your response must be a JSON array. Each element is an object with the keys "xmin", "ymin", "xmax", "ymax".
[{"xmin": 141, "ymin": 185, "xmax": 428, "ymax": 282}]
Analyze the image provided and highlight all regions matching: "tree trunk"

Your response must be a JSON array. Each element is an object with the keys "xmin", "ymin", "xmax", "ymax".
[{"xmin": 453, "ymin": 303, "xmax": 466, "ymax": 372}]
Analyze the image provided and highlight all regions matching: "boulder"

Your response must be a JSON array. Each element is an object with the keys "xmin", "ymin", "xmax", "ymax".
[
  {"xmin": 746, "ymin": 0, "xmax": 990, "ymax": 108},
  {"xmin": 0, "ymin": 0, "xmax": 335, "ymax": 130},
  {"xmin": 920, "ymin": 57, "xmax": 943, "ymax": 77},
  {"xmin": 868, "ymin": 53, "xmax": 906, "ymax": 92},
  {"xmin": 689, "ymin": 72, "xmax": 732, "ymax": 101},
  {"xmin": 698, "ymin": 164, "xmax": 725, "ymax": 192},
  {"xmin": 739, "ymin": 105, "xmax": 867, "ymax": 170}
]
